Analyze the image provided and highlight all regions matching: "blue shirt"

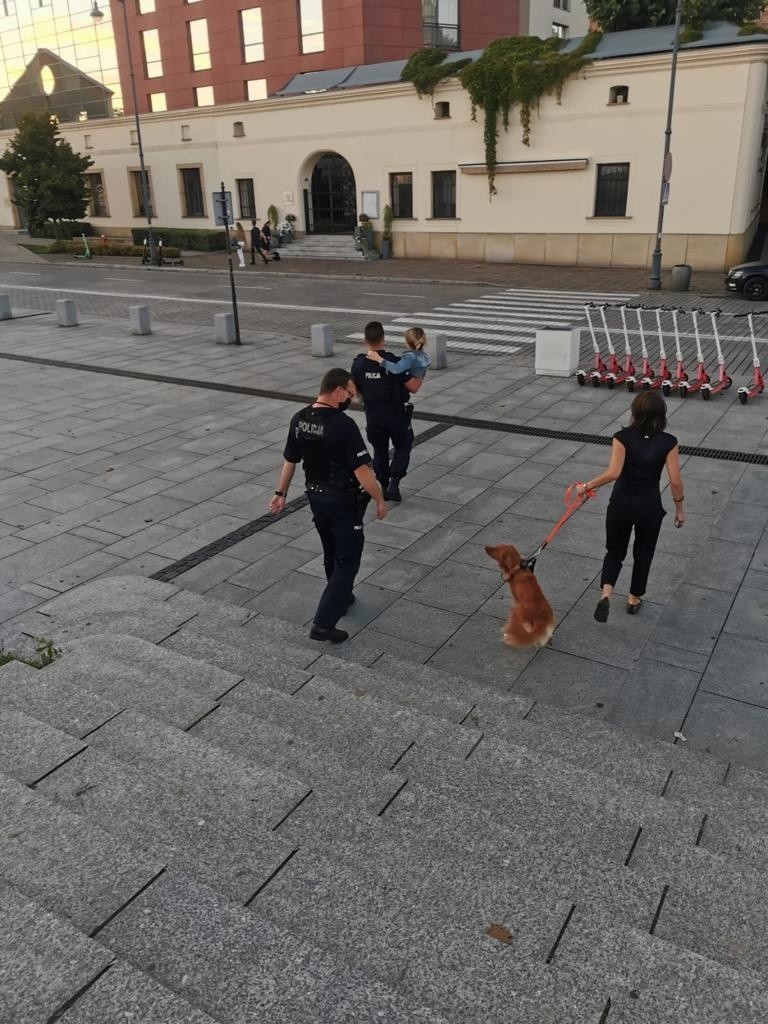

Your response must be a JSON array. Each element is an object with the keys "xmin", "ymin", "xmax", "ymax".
[{"xmin": 380, "ymin": 349, "xmax": 431, "ymax": 379}]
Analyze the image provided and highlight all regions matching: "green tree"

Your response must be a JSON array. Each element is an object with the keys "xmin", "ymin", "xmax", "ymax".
[
  {"xmin": 584, "ymin": 0, "xmax": 763, "ymax": 31},
  {"xmin": 0, "ymin": 112, "xmax": 93, "ymax": 236}
]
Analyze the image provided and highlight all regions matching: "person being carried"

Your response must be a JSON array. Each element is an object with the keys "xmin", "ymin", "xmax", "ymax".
[
  {"xmin": 269, "ymin": 368, "xmax": 387, "ymax": 644},
  {"xmin": 366, "ymin": 326, "xmax": 431, "ymax": 379},
  {"xmin": 576, "ymin": 391, "xmax": 685, "ymax": 623}
]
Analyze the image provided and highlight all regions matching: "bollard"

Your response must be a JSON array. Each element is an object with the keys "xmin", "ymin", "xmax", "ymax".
[
  {"xmin": 214, "ymin": 311, "xmax": 237, "ymax": 345},
  {"xmin": 535, "ymin": 325, "xmax": 580, "ymax": 377},
  {"xmin": 0, "ymin": 294, "xmax": 11, "ymax": 321},
  {"xmin": 425, "ymin": 330, "xmax": 448, "ymax": 370},
  {"xmin": 129, "ymin": 304, "xmax": 152, "ymax": 336},
  {"xmin": 56, "ymin": 299, "xmax": 78, "ymax": 327},
  {"xmin": 311, "ymin": 323, "xmax": 334, "ymax": 357}
]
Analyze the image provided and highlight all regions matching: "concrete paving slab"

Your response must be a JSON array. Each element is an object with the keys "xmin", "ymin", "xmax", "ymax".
[
  {"xmin": 682, "ymin": 691, "xmax": 768, "ymax": 771},
  {"xmin": 722, "ymin": 585, "xmax": 768, "ymax": 642},
  {"xmin": 700, "ymin": 633, "xmax": 768, "ymax": 707},
  {"xmin": 0, "ymin": 709, "xmax": 85, "ymax": 785}
]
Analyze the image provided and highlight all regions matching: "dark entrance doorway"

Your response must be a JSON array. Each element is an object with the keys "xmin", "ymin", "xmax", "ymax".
[{"xmin": 308, "ymin": 153, "xmax": 356, "ymax": 234}]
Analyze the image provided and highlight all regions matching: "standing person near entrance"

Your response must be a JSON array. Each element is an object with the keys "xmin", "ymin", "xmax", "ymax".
[
  {"xmin": 576, "ymin": 391, "xmax": 685, "ymax": 623},
  {"xmin": 261, "ymin": 218, "xmax": 272, "ymax": 251},
  {"xmin": 250, "ymin": 219, "xmax": 269, "ymax": 265},
  {"xmin": 269, "ymin": 368, "xmax": 387, "ymax": 644},
  {"xmin": 351, "ymin": 321, "xmax": 423, "ymax": 502}
]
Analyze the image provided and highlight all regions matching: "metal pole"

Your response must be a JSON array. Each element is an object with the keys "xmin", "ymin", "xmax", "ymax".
[
  {"xmin": 118, "ymin": 0, "xmax": 159, "ymax": 267},
  {"xmin": 221, "ymin": 182, "xmax": 241, "ymax": 345},
  {"xmin": 648, "ymin": 0, "xmax": 684, "ymax": 290}
]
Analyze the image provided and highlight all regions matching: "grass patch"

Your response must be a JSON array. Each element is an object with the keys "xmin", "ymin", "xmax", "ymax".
[{"xmin": 0, "ymin": 637, "xmax": 62, "ymax": 669}]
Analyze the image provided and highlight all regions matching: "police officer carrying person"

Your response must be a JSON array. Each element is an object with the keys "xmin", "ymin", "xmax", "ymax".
[
  {"xmin": 269, "ymin": 368, "xmax": 387, "ymax": 644},
  {"xmin": 351, "ymin": 321, "xmax": 423, "ymax": 502}
]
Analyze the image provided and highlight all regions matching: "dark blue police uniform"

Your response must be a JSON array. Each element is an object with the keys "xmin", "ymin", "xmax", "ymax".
[
  {"xmin": 284, "ymin": 405, "xmax": 372, "ymax": 629},
  {"xmin": 351, "ymin": 352, "xmax": 413, "ymax": 490}
]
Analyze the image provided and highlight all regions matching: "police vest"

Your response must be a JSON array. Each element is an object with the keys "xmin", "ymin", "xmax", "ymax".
[
  {"xmin": 294, "ymin": 407, "xmax": 358, "ymax": 492},
  {"xmin": 353, "ymin": 354, "xmax": 407, "ymax": 408}
]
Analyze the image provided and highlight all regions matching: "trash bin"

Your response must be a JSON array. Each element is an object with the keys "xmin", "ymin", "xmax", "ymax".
[{"xmin": 670, "ymin": 264, "xmax": 692, "ymax": 292}]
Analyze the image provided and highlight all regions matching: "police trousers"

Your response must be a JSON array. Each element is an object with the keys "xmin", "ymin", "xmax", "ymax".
[
  {"xmin": 308, "ymin": 490, "xmax": 366, "ymax": 628},
  {"xmin": 365, "ymin": 407, "xmax": 413, "ymax": 487},
  {"xmin": 601, "ymin": 498, "xmax": 665, "ymax": 598}
]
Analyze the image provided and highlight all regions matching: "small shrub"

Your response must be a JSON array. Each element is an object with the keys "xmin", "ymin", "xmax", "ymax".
[
  {"xmin": 130, "ymin": 227, "xmax": 227, "ymax": 251},
  {"xmin": 30, "ymin": 221, "xmax": 94, "ymax": 239},
  {"xmin": 0, "ymin": 637, "xmax": 62, "ymax": 669},
  {"xmin": 48, "ymin": 239, "xmax": 180, "ymax": 257}
]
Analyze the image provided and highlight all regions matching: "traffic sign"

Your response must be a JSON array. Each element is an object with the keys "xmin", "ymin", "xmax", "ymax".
[
  {"xmin": 663, "ymin": 151, "xmax": 673, "ymax": 182},
  {"xmin": 213, "ymin": 190, "xmax": 233, "ymax": 225}
]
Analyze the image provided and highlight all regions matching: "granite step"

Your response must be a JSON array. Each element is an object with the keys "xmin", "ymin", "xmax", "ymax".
[
  {"xmin": 96, "ymin": 868, "xmax": 452, "ymax": 1024},
  {"xmin": 36, "ymin": 745, "xmax": 299, "ymax": 905},
  {"xmin": 85, "ymin": 708, "xmax": 310, "ymax": 830},
  {"xmin": 0, "ymin": 706, "xmax": 86, "ymax": 786},
  {"xmin": 0, "ymin": 772, "xmax": 163, "ymax": 935},
  {"xmin": 0, "ymin": 882, "xmax": 115, "ymax": 1024},
  {"xmin": 250, "ymin": 844, "xmax": 606, "ymax": 1023}
]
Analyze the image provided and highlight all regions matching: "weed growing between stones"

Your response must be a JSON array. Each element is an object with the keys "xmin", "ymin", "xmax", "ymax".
[{"xmin": 0, "ymin": 637, "xmax": 62, "ymax": 669}]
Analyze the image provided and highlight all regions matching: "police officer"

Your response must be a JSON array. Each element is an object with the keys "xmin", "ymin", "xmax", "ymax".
[
  {"xmin": 269, "ymin": 368, "xmax": 387, "ymax": 644},
  {"xmin": 351, "ymin": 321, "xmax": 423, "ymax": 502}
]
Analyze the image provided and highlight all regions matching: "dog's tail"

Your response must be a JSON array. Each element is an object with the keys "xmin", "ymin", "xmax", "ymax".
[{"xmin": 522, "ymin": 621, "xmax": 536, "ymax": 634}]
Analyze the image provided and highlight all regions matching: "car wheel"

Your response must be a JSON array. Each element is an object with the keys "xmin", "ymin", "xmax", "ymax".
[{"xmin": 744, "ymin": 276, "xmax": 768, "ymax": 301}]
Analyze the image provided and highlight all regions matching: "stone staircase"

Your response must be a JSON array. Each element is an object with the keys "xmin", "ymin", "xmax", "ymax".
[
  {"xmin": 2, "ymin": 575, "xmax": 768, "ymax": 1023},
  {"xmin": 278, "ymin": 233, "xmax": 362, "ymax": 260}
]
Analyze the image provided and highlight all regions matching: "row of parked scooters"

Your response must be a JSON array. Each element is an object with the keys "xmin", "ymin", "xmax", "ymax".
[{"xmin": 576, "ymin": 303, "xmax": 765, "ymax": 404}]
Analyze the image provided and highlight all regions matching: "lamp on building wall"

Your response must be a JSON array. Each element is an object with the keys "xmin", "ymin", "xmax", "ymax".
[
  {"xmin": 90, "ymin": 0, "xmax": 160, "ymax": 267},
  {"xmin": 649, "ymin": 0, "xmax": 684, "ymax": 290}
]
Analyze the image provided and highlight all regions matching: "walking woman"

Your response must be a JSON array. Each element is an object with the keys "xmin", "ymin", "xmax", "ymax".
[{"xmin": 576, "ymin": 391, "xmax": 685, "ymax": 622}]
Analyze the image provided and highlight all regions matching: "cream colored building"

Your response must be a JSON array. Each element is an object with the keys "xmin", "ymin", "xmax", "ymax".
[{"xmin": 2, "ymin": 24, "xmax": 767, "ymax": 271}]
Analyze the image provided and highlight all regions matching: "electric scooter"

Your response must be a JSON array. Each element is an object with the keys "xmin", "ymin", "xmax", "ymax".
[
  {"xmin": 737, "ymin": 312, "xmax": 765, "ymax": 405},
  {"xmin": 651, "ymin": 307, "xmax": 672, "ymax": 388},
  {"xmin": 628, "ymin": 305, "xmax": 656, "ymax": 390},
  {"xmin": 616, "ymin": 305, "xmax": 638, "ymax": 391},
  {"xmin": 700, "ymin": 309, "xmax": 732, "ymax": 401},
  {"xmin": 678, "ymin": 309, "xmax": 710, "ymax": 397},
  {"xmin": 576, "ymin": 303, "xmax": 608, "ymax": 386},
  {"xmin": 596, "ymin": 302, "xmax": 631, "ymax": 388},
  {"xmin": 662, "ymin": 307, "xmax": 688, "ymax": 396}
]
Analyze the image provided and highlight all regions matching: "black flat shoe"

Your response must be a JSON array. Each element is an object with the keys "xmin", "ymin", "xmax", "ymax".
[
  {"xmin": 594, "ymin": 597, "xmax": 610, "ymax": 623},
  {"xmin": 626, "ymin": 599, "xmax": 643, "ymax": 615},
  {"xmin": 309, "ymin": 626, "xmax": 349, "ymax": 643}
]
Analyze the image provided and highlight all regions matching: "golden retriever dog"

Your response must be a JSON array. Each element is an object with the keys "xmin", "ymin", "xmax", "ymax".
[{"xmin": 485, "ymin": 543, "xmax": 555, "ymax": 648}]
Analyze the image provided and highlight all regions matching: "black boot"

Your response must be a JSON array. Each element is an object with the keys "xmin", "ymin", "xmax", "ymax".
[
  {"xmin": 309, "ymin": 625, "xmax": 349, "ymax": 643},
  {"xmin": 385, "ymin": 478, "xmax": 402, "ymax": 502}
]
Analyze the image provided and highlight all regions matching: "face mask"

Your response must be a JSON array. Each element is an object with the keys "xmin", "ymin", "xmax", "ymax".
[{"xmin": 338, "ymin": 397, "xmax": 352, "ymax": 411}]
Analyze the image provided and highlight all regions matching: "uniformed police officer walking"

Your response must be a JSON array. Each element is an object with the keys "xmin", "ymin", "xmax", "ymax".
[
  {"xmin": 269, "ymin": 368, "xmax": 387, "ymax": 644},
  {"xmin": 351, "ymin": 321, "xmax": 423, "ymax": 503}
]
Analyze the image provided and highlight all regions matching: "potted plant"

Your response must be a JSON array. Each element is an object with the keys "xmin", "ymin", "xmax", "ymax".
[
  {"xmin": 356, "ymin": 212, "xmax": 375, "ymax": 251},
  {"xmin": 285, "ymin": 212, "xmax": 297, "ymax": 239},
  {"xmin": 267, "ymin": 204, "xmax": 280, "ymax": 247},
  {"xmin": 381, "ymin": 204, "xmax": 393, "ymax": 259}
]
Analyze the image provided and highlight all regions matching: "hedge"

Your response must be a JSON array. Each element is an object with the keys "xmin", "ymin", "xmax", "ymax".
[
  {"xmin": 31, "ymin": 221, "xmax": 95, "ymax": 240},
  {"xmin": 129, "ymin": 226, "xmax": 227, "ymax": 251},
  {"xmin": 47, "ymin": 239, "xmax": 181, "ymax": 258}
]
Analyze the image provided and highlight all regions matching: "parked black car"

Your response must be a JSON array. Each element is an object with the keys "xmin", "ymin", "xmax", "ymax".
[{"xmin": 725, "ymin": 261, "xmax": 768, "ymax": 300}]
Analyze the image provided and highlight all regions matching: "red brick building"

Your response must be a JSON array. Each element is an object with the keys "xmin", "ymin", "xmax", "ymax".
[{"xmin": 113, "ymin": 0, "xmax": 522, "ymax": 115}]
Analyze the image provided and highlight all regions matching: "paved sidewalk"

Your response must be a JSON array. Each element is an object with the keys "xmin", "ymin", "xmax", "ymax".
[{"xmin": 0, "ymin": 308, "xmax": 766, "ymax": 769}]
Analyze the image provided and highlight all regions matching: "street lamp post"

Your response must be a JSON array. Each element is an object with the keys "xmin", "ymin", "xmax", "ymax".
[
  {"xmin": 648, "ymin": 0, "xmax": 684, "ymax": 290},
  {"xmin": 90, "ymin": 0, "xmax": 160, "ymax": 267}
]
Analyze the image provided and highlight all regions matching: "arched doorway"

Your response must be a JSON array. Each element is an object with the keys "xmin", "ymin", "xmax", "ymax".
[{"xmin": 306, "ymin": 153, "xmax": 356, "ymax": 234}]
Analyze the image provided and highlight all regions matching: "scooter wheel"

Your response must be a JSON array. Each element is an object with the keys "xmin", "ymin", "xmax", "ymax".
[
  {"xmin": 576, "ymin": 372, "xmax": 586, "ymax": 386},
  {"xmin": 626, "ymin": 380, "xmax": 635, "ymax": 393},
  {"xmin": 642, "ymin": 380, "xmax": 651, "ymax": 391},
  {"xmin": 661, "ymin": 382, "xmax": 671, "ymax": 397},
  {"xmin": 738, "ymin": 391, "xmax": 748, "ymax": 405},
  {"xmin": 678, "ymin": 384, "xmax": 688, "ymax": 398},
  {"xmin": 702, "ymin": 389, "xmax": 711, "ymax": 401},
  {"xmin": 725, "ymin": 377, "xmax": 733, "ymax": 390},
  {"xmin": 591, "ymin": 376, "xmax": 601, "ymax": 388},
  {"xmin": 607, "ymin": 378, "xmax": 615, "ymax": 389}
]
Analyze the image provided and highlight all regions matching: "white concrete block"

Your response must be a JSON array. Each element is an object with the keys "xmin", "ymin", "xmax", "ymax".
[
  {"xmin": 214, "ymin": 312, "xmax": 237, "ymax": 345},
  {"xmin": 129, "ymin": 305, "xmax": 152, "ymax": 336},
  {"xmin": 311, "ymin": 323, "xmax": 334, "ymax": 357},
  {"xmin": 535, "ymin": 326, "xmax": 580, "ymax": 377},
  {"xmin": 425, "ymin": 330, "xmax": 448, "ymax": 370},
  {"xmin": 56, "ymin": 299, "xmax": 78, "ymax": 327},
  {"xmin": 0, "ymin": 294, "xmax": 11, "ymax": 320}
]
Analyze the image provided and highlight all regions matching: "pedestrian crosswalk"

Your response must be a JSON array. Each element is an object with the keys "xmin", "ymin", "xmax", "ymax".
[{"xmin": 349, "ymin": 287, "xmax": 638, "ymax": 354}]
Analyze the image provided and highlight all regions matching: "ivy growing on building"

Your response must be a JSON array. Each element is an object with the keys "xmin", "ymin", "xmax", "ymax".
[
  {"xmin": 401, "ymin": 49, "xmax": 471, "ymax": 98},
  {"xmin": 459, "ymin": 33, "xmax": 601, "ymax": 194}
]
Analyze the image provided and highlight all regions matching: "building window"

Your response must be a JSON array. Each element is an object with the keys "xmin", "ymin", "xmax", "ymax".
[
  {"xmin": 594, "ymin": 163, "xmax": 630, "ymax": 217},
  {"xmin": 85, "ymin": 172, "xmax": 109, "ymax": 218},
  {"xmin": 141, "ymin": 29, "xmax": 163, "ymax": 78},
  {"xmin": 180, "ymin": 166, "xmax": 205, "ymax": 217},
  {"xmin": 553, "ymin": 0, "xmax": 570, "ymax": 9},
  {"xmin": 299, "ymin": 0, "xmax": 324, "ymax": 54},
  {"xmin": 609, "ymin": 85, "xmax": 629, "ymax": 105},
  {"xmin": 181, "ymin": 124, "xmax": 191, "ymax": 141},
  {"xmin": 236, "ymin": 178, "xmax": 256, "ymax": 219},
  {"xmin": 188, "ymin": 19, "xmax": 212, "ymax": 71},
  {"xmin": 84, "ymin": 134, "xmax": 93, "ymax": 149},
  {"xmin": 1, "ymin": 3, "xmax": 16, "ymax": 18},
  {"xmin": 552, "ymin": 22, "xmax": 568, "ymax": 38},
  {"xmin": 241, "ymin": 8, "xmax": 265, "ymax": 63},
  {"xmin": 431, "ymin": 170, "xmax": 456, "ymax": 218},
  {"xmin": 149, "ymin": 92, "xmax": 167, "ymax": 112},
  {"xmin": 422, "ymin": 0, "xmax": 459, "ymax": 49},
  {"xmin": 129, "ymin": 169, "xmax": 153, "ymax": 218},
  {"xmin": 390, "ymin": 173, "xmax": 413, "ymax": 219},
  {"xmin": 194, "ymin": 85, "xmax": 215, "ymax": 106},
  {"xmin": 246, "ymin": 79, "xmax": 267, "ymax": 100},
  {"xmin": 129, "ymin": 129, "xmax": 138, "ymax": 145},
  {"xmin": 233, "ymin": 121, "xmax": 245, "ymax": 137},
  {"xmin": 434, "ymin": 101, "xmax": 450, "ymax": 119},
  {"xmin": 137, "ymin": 0, "xmax": 155, "ymax": 12}
]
